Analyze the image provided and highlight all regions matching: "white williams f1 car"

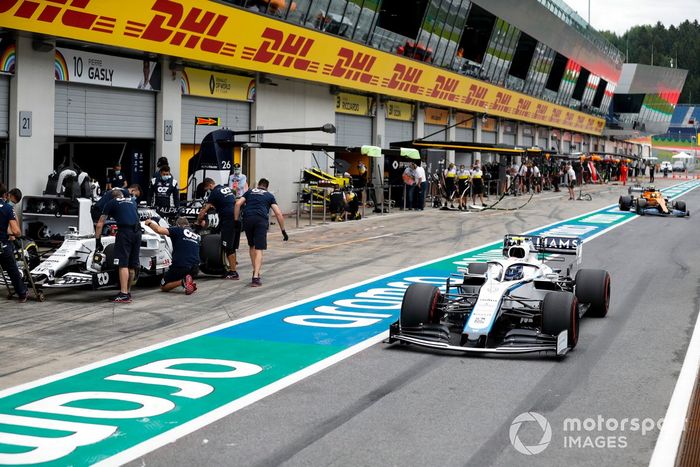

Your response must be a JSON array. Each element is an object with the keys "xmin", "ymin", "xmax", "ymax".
[{"xmin": 389, "ymin": 235, "xmax": 611, "ymax": 357}]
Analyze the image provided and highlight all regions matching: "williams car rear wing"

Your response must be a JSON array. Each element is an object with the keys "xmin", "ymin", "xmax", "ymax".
[{"xmin": 503, "ymin": 234, "xmax": 582, "ymax": 259}]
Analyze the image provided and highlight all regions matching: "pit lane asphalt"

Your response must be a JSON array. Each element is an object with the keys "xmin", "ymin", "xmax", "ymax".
[{"xmin": 1, "ymin": 179, "xmax": 697, "ymax": 466}]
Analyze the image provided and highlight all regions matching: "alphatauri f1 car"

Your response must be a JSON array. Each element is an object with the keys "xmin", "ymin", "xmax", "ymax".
[
  {"xmin": 389, "ymin": 235, "xmax": 611, "ymax": 357},
  {"xmin": 619, "ymin": 185, "xmax": 689, "ymax": 217}
]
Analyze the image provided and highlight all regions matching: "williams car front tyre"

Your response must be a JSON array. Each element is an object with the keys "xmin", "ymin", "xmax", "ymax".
[
  {"xmin": 575, "ymin": 269, "xmax": 611, "ymax": 317},
  {"xmin": 400, "ymin": 283, "xmax": 442, "ymax": 328},
  {"xmin": 542, "ymin": 291, "xmax": 578, "ymax": 349}
]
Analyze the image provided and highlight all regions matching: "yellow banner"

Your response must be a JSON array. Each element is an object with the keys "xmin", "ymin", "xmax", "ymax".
[
  {"xmin": 425, "ymin": 107, "xmax": 449, "ymax": 125},
  {"xmin": 0, "ymin": 0, "xmax": 604, "ymax": 135},
  {"xmin": 335, "ymin": 92, "xmax": 372, "ymax": 116},
  {"xmin": 385, "ymin": 100, "xmax": 414, "ymax": 121},
  {"xmin": 455, "ymin": 112, "xmax": 475, "ymax": 129},
  {"xmin": 182, "ymin": 67, "xmax": 255, "ymax": 101}
]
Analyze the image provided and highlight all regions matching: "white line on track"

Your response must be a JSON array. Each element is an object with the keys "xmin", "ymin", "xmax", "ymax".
[{"xmin": 649, "ymin": 307, "xmax": 700, "ymax": 467}]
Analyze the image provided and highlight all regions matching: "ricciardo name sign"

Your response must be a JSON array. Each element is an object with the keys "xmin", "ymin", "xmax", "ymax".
[{"xmin": 0, "ymin": 0, "xmax": 605, "ymax": 135}]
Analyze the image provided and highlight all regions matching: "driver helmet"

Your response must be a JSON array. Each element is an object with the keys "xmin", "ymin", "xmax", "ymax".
[{"xmin": 504, "ymin": 265, "xmax": 524, "ymax": 281}]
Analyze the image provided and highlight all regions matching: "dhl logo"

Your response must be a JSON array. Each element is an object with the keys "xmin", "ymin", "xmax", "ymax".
[
  {"xmin": 383, "ymin": 64, "xmax": 423, "ymax": 95},
  {"xmin": 429, "ymin": 75, "xmax": 459, "ymax": 101},
  {"xmin": 492, "ymin": 92, "xmax": 512, "ymax": 112},
  {"xmin": 462, "ymin": 84, "xmax": 488, "ymax": 107},
  {"xmin": 550, "ymin": 108, "xmax": 562, "ymax": 122},
  {"xmin": 534, "ymin": 103, "xmax": 548, "ymax": 117},
  {"xmin": 242, "ymin": 27, "xmax": 318, "ymax": 73},
  {"xmin": 323, "ymin": 48, "xmax": 377, "ymax": 84},
  {"xmin": 0, "ymin": 0, "xmax": 116, "ymax": 34},
  {"xmin": 124, "ymin": 0, "xmax": 236, "ymax": 57},
  {"xmin": 513, "ymin": 98, "xmax": 532, "ymax": 117},
  {"xmin": 563, "ymin": 112, "xmax": 575, "ymax": 123}
]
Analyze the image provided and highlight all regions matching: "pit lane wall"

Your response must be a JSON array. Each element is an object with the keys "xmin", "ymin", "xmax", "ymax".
[
  {"xmin": 1, "ymin": 179, "xmax": 697, "ymax": 466},
  {"xmin": 0, "ymin": 0, "xmax": 604, "ymax": 136}
]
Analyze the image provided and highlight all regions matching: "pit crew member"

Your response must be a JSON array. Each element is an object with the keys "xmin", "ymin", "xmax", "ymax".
[
  {"xmin": 151, "ymin": 165, "xmax": 179, "ymax": 210},
  {"xmin": 0, "ymin": 184, "xmax": 28, "ymax": 302},
  {"xmin": 145, "ymin": 217, "xmax": 200, "ymax": 295},
  {"xmin": 197, "ymin": 178, "xmax": 240, "ymax": 280},
  {"xmin": 234, "ymin": 178, "xmax": 288, "ymax": 287},
  {"xmin": 95, "ymin": 188, "xmax": 141, "ymax": 303}
]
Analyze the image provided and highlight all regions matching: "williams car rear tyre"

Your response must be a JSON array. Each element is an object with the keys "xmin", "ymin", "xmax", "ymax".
[
  {"xmin": 542, "ymin": 291, "xmax": 578, "ymax": 349},
  {"xmin": 466, "ymin": 262, "xmax": 488, "ymax": 275},
  {"xmin": 400, "ymin": 283, "xmax": 442, "ymax": 328},
  {"xmin": 619, "ymin": 195, "xmax": 632, "ymax": 211},
  {"xmin": 575, "ymin": 269, "xmax": 611, "ymax": 317}
]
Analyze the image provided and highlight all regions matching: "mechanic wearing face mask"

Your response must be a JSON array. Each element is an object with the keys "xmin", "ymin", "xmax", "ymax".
[
  {"xmin": 228, "ymin": 163, "xmax": 249, "ymax": 198},
  {"xmin": 197, "ymin": 178, "xmax": 240, "ymax": 280},
  {"xmin": 145, "ymin": 216, "xmax": 200, "ymax": 295},
  {"xmin": 95, "ymin": 188, "xmax": 141, "ymax": 303},
  {"xmin": 151, "ymin": 165, "xmax": 179, "ymax": 211},
  {"xmin": 106, "ymin": 164, "xmax": 128, "ymax": 190},
  {"xmin": 0, "ymin": 184, "xmax": 28, "ymax": 303}
]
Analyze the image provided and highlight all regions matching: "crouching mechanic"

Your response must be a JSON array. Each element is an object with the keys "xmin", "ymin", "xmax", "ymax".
[
  {"xmin": 95, "ymin": 188, "xmax": 141, "ymax": 303},
  {"xmin": 234, "ymin": 178, "xmax": 288, "ymax": 287},
  {"xmin": 196, "ymin": 178, "xmax": 240, "ymax": 280},
  {"xmin": 145, "ymin": 217, "xmax": 200, "ymax": 294}
]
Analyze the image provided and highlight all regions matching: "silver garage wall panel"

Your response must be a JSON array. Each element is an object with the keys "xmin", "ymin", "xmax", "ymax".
[
  {"xmin": 0, "ymin": 75, "xmax": 8, "ymax": 138},
  {"xmin": 335, "ymin": 113, "xmax": 373, "ymax": 147},
  {"xmin": 385, "ymin": 119, "xmax": 413, "ymax": 147},
  {"xmin": 481, "ymin": 131, "xmax": 497, "ymax": 144},
  {"xmin": 181, "ymin": 96, "xmax": 251, "ymax": 143},
  {"xmin": 55, "ymin": 83, "xmax": 155, "ymax": 138},
  {"xmin": 423, "ymin": 124, "xmax": 448, "ymax": 141},
  {"xmin": 455, "ymin": 128, "xmax": 474, "ymax": 142}
]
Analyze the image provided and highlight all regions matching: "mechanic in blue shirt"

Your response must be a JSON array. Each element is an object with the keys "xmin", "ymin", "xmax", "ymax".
[
  {"xmin": 106, "ymin": 164, "xmax": 128, "ymax": 190},
  {"xmin": 234, "ymin": 178, "xmax": 288, "ymax": 287},
  {"xmin": 196, "ymin": 178, "xmax": 240, "ymax": 280},
  {"xmin": 92, "ymin": 184, "xmax": 142, "ymax": 221},
  {"xmin": 95, "ymin": 188, "xmax": 142, "ymax": 303},
  {"xmin": 145, "ymin": 216, "xmax": 200, "ymax": 295},
  {"xmin": 0, "ymin": 184, "xmax": 28, "ymax": 302}
]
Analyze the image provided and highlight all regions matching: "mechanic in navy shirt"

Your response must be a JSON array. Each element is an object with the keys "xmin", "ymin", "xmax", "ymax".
[
  {"xmin": 92, "ymin": 184, "xmax": 141, "ymax": 221},
  {"xmin": 145, "ymin": 216, "xmax": 200, "ymax": 295},
  {"xmin": 234, "ymin": 178, "xmax": 287, "ymax": 287},
  {"xmin": 95, "ymin": 188, "xmax": 141, "ymax": 303},
  {"xmin": 0, "ymin": 184, "xmax": 28, "ymax": 302},
  {"xmin": 106, "ymin": 164, "xmax": 128, "ymax": 190},
  {"xmin": 196, "ymin": 178, "xmax": 240, "ymax": 280}
]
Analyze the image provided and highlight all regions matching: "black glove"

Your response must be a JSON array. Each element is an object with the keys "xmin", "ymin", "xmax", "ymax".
[
  {"xmin": 282, "ymin": 230, "xmax": 289, "ymax": 241},
  {"xmin": 95, "ymin": 237, "xmax": 103, "ymax": 252},
  {"xmin": 234, "ymin": 219, "xmax": 242, "ymax": 230}
]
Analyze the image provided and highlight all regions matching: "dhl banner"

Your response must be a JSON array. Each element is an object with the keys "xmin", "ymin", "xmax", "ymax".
[
  {"xmin": 0, "ymin": 0, "xmax": 605, "ymax": 135},
  {"xmin": 385, "ymin": 100, "xmax": 414, "ymax": 121},
  {"xmin": 335, "ymin": 92, "xmax": 372, "ymax": 116},
  {"xmin": 181, "ymin": 66, "xmax": 255, "ymax": 101},
  {"xmin": 425, "ymin": 107, "xmax": 449, "ymax": 125}
]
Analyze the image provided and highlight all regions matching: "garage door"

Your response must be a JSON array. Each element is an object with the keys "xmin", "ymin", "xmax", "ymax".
[
  {"xmin": 385, "ymin": 119, "xmax": 413, "ymax": 147},
  {"xmin": 481, "ymin": 131, "xmax": 496, "ymax": 144},
  {"xmin": 181, "ymin": 96, "xmax": 251, "ymax": 143},
  {"xmin": 0, "ymin": 75, "xmax": 8, "ymax": 138},
  {"xmin": 502, "ymin": 133, "xmax": 516, "ymax": 145},
  {"xmin": 455, "ymin": 128, "xmax": 474, "ymax": 142},
  {"xmin": 55, "ymin": 83, "xmax": 155, "ymax": 138},
  {"xmin": 335, "ymin": 113, "xmax": 372, "ymax": 146},
  {"xmin": 423, "ymin": 124, "xmax": 448, "ymax": 141}
]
